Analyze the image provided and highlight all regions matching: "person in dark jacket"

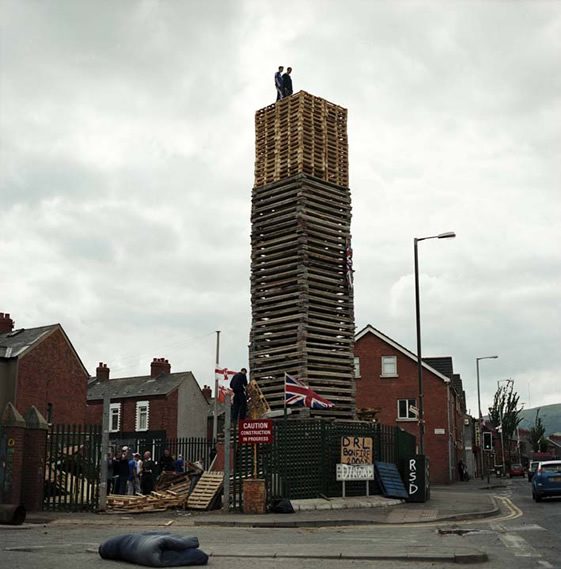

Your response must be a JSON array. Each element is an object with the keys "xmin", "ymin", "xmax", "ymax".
[
  {"xmin": 141, "ymin": 451, "xmax": 156, "ymax": 495},
  {"xmin": 275, "ymin": 66, "xmax": 284, "ymax": 101},
  {"xmin": 115, "ymin": 448, "xmax": 131, "ymax": 495},
  {"xmin": 282, "ymin": 67, "xmax": 293, "ymax": 97},
  {"xmin": 158, "ymin": 449, "xmax": 175, "ymax": 475},
  {"xmin": 230, "ymin": 368, "xmax": 248, "ymax": 422}
]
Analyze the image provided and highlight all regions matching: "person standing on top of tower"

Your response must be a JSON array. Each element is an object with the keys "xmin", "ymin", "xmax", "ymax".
[
  {"xmin": 275, "ymin": 66, "xmax": 284, "ymax": 101},
  {"xmin": 282, "ymin": 67, "xmax": 293, "ymax": 97}
]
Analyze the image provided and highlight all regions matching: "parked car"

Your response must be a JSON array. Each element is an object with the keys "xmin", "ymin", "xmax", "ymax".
[
  {"xmin": 509, "ymin": 463, "xmax": 525, "ymax": 478},
  {"xmin": 532, "ymin": 461, "xmax": 561, "ymax": 502},
  {"xmin": 528, "ymin": 460, "xmax": 540, "ymax": 482}
]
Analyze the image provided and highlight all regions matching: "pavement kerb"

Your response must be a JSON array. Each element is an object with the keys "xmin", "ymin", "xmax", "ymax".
[
  {"xmin": 204, "ymin": 550, "xmax": 488, "ymax": 563},
  {"xmin": 193, "ymin": 502, "xmax": 501, "ymax": 528}
]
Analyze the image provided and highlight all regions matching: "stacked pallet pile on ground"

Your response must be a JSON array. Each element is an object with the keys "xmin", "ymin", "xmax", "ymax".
[{"xmin": 106, "ymin": 472, "xmax": 191, "ymax": 513}]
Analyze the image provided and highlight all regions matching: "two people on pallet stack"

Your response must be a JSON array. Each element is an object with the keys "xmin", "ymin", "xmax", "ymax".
[{"xmin": 275, "ymin": 66, "xmax": 293, "ymax": 101}]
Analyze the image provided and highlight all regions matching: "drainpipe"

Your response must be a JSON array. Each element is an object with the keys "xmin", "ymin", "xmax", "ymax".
[{"xmin": 447, "ymin": 383, "xmax": 452, "ymax": 482}]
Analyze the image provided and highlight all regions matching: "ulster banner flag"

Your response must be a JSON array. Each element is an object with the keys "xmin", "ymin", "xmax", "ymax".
[{"xmin": 215, "ymin": 367, "xmax": 238, "ymax": 402}]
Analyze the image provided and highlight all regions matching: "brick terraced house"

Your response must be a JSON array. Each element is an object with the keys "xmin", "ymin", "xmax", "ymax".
[
  {"xmin": 86, "ymin": 358, "xmax": 209, "ymax": 444},
  {"xmin": 354, "ymin": 324, "xmax": 465, "ymax": 484},
  {"xmin": 0, "ymin": 312, "xmax": 89, "ymax": 424}
]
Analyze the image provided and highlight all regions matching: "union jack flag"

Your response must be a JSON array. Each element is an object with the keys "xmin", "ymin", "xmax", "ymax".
[{"xmin": 284, "ymin": 373, "xmax": 334, "ymax": 409}]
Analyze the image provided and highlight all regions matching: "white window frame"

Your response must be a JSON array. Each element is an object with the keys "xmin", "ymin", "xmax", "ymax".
[
  {"xmin": 353, "ymin": 356, "xmax": 361, "ymax": 379},
  {"xmin": 397, "ymin": 398, "xmax": 417, "ymax": 421},
  {"xmin": 381, "ymin": 355, "xmax": 398, "ymax": 377},
  {"xmin": 109, "ymin": 403, "xmax": 121, "ymax": 432},
  {"xmin": 135, "ymin": 400, "xmax": 150, "ymax": 432}
]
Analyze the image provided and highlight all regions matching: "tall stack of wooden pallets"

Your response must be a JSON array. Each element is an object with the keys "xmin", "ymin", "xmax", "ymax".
[{"xmin": 250, "ymin": 91, "xmax": 355, "ymax": 419}]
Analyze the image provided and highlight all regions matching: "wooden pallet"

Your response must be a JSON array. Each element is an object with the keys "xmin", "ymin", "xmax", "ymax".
[
  {"xmin": 186, "ymin": 472, "xmax": 224, "ymax": 510},
  {"xmin": 106, "ymin": 490, "xmax": 187, "ymax": 513},
  {"xmin": 254, "ymin": 91, "xmax": 348, "ymax": 188},
  {"xmin": 249, "ymin": 173, "xmax": 355, "ymax": 419}
]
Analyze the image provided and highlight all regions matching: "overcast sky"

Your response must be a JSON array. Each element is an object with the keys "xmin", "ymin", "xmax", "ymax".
[{"xmin": 1, "ymin": 0, "xmax": 560, "ymax": 417}]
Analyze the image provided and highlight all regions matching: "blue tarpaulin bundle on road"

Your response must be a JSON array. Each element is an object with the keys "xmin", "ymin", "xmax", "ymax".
[{"xmin": 99, "ymin": 532, "xmax": 208, "ymax": 566}]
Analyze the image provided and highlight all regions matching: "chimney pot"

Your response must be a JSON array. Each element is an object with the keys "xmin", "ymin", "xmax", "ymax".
[
  {"xmin": 96, "ymin": 362, "xmax": 110, "ymax": 382},
  {"xmin": 202, "ymin": 385, "xmax": 212, "ymax": 401},
  {"xmin": 0, "ymin": 312, "xmax": 15, "ymax": 333},
  {"xmin": 151, "ymin": 357, "xmax": 171, "ymax": 378}
]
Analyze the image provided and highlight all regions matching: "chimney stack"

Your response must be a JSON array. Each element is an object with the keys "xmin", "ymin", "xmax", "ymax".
[
  {"xmin": 202, "ymin": 385, "xmax": 212, "ymax": 401},
  {"xmin": 96, "ymin": 362, "xmax": 110, "ymax": 382},
  {"xmin": 0, "ymin": 313, "xmax": 15, "ymax": 334},
  {"xmin": 151, "ymin": 357, "xmax": 171, "ymax": 378}
]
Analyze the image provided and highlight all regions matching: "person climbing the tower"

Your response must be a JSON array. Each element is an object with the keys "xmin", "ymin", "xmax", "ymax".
[
  {"xmin": 230, "ymin": 368, "xmax": 248, "ymax": 422},
  {"xmin": 275, "ymin": 66, "xmax": 284, "ymax": 101},
  {"xmin": 282, "ymin": 67, "xmax": 293, "ymax": 97}
]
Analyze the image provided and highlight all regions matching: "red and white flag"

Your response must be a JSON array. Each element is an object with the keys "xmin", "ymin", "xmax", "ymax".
[{"xmin": 215, "ymin": 367, "xmax": 238, "ymax": 403}]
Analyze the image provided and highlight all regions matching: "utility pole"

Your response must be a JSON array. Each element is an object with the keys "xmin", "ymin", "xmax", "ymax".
[
  {"xmin": 98, "ymin": 392, "xmax": 110, "ymax": 510},
  {"xmin": 212, "ymin": 331, "xmax": 221, "ymax": 441},
  {"xmin": 222, "ymin": 392, "xmax": 231, "ymax": 513}
]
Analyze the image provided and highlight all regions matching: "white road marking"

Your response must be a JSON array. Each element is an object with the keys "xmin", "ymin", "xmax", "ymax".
[
  {"xmin": 538, "ymin": 561, "xmax": 554, "ymax": 568},
  {"xmin": 497, "ymin": 532, "xmax": 537, "ymax": 557},
  {"xmin": 502, "ymin": 523, "xmax": 546, "ymax": 532}
]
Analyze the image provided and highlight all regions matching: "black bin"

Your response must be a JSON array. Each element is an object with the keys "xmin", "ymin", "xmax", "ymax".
[{"xmin": 404, "ymin": 455, "xmax": 430, "ymax": 503}]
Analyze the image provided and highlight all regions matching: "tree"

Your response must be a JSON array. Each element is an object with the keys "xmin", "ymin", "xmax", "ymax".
[
  {"xmin": 528, "ymin": 409, "xmax": 548, "ymax": 453},
  {"xmin": 488, "ymin": 381, "xmax": 523, "ymax": 462}
]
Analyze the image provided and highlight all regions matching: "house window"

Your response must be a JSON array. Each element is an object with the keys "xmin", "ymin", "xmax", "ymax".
[
  {"xmin": 397, "ymin": 399, "xmax": 417, "ymax": 420},
  {"xmin": 109, "ymin": 403, "xmax": 121, "ymax": 432},
  {"xmin": 381, "ymin": 356, "xmax": 397, "ymax": 377},
  {"xmin": 354, "ymin": 356, "xmax": 361, "ymax": 378},
  {"xmin": 136, "ymin": 401, "xmax": 149, "ymax": 432}
]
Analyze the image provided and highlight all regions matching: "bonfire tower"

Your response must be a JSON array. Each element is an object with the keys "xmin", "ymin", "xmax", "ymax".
[{"xmin": 249, "ymin": 91, "xmax": 355, "ymax": 418}]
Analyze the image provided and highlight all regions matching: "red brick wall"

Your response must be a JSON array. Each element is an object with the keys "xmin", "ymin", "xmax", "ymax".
[
  {"xmin": 0, "ymin": 424, "xmax": 25, "ymax": 504},
  {"xmin": 86, "ymin": 389, "xmax": 179, "ymax": 438},
  {"xmin": 355, "ymin": 331, "xmax": 452, "ymax": 484},
  {"xmin": 22, "ymin": 426, "xmax": 48, "ymax": 511},
  {"xmin": 16, "ymin": 328, "xmax": 88, "ymax": 424}
]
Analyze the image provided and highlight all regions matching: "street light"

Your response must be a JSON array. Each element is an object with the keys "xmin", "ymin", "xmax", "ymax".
[
  {"xmin": 476, "ymin": 355, "xmax": 498, "ymax": 479},
  {"xmin": 414, "ymin": 231, "xmax": 456, "ymax": 455}
]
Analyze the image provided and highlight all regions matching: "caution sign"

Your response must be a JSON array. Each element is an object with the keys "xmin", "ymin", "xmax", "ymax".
[
  {"xmin": 341, "ymin": 436, "xmax": 373, "ymax": 465},
  {"xmin": 239, "ymin": 419, "xmax": 273, "ymax": 444}
]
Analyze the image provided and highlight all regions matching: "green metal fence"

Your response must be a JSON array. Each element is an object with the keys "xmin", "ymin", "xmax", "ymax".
[
  {"xmin": 110, "ymin": 436, "xmax": 216, "ymax": 469},
  {"xmin": 232, "ymin": 419, "xmax": 416, "ymax": 510},
  {"xmin": 44, "ymin": 424, "xmax": 102, "ymax": 512}
]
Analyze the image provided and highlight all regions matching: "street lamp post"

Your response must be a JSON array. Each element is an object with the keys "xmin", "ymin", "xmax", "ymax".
[
  {"xmin": 414, "ymin": 231, "xmax": 456, "ymax": 455},
  {"xmin": 476, "ymin": 355, "xmax": 498, "ymax": 479}
]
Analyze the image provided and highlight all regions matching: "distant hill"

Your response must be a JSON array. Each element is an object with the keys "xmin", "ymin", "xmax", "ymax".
[{"xmin": 518, "ymin": 403, "xmax": 561, "ymax": 436}]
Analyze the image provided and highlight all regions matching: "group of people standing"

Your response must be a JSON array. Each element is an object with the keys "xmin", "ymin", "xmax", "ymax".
[
  {"xmin": 106, "ymin": 447, "xmax": 193, "ymax": 496},
  {"xmin": 275, "ymin": 66, "xmax": 293, "ymax": 101}
]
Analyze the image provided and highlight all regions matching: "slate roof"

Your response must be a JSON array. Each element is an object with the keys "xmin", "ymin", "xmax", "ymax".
[
  {"xmin": 423, "ymin": 357, "xmax": 453, "ymax": 380},
  {"xmin": 355, "ymin": 324, "xmax": 450, "ymax": 383},
  {"xmin": 87, "ymin": 371, "xmax": 196, "ymax": 400},
  {"xmin": 0, "ymin": 326, "xmax": 57, "ymax": 358}
]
